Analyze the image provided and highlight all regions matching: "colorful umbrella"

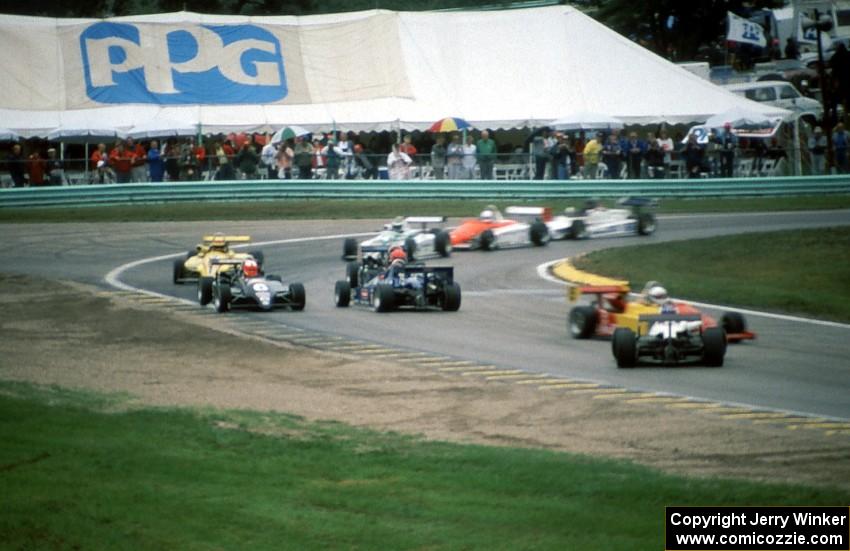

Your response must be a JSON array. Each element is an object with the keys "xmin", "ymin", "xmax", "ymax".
[
  {"xmin": 271, "ymin": 125, "xmax": 311, "ymax": 144},
  {"xmin": 428, "ymin": 117, "xmax": 472, "ymax": 133}
]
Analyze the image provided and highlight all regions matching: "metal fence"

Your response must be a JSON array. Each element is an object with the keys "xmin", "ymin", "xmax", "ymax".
[{"xmin": 1, "ymin": 175, "xmax": 849, "ymax": 208}]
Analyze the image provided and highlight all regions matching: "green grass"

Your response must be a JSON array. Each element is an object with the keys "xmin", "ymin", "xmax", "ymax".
[
  {"xmin": 574, "ymin": 227, "xmax": 850, "ymax": 323},
  {"xmin": 1, "ymin": 195, "xmax": 850, "ymax": 223},
  {"xmin": 1, "ymin": 382, "xmax": 847, "ymax": 550}
]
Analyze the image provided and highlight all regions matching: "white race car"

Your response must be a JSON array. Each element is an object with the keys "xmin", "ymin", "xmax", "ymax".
[
  {"xmin": 342, "ymin": 216, "xmax": 451, "ymax": 261},
  {"xmin": 545, "ymin": 197, "xmax": 657, "ymax": 240}
]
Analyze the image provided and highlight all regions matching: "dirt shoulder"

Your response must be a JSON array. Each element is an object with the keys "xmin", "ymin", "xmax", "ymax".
[{"xmin": 1, "ymin": 273, "xmax": 848, "ymax": 489}]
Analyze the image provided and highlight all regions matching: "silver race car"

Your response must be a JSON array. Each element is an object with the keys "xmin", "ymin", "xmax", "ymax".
[
  {"xmin": 545, "ymin": 197, "xmax": 657, "ymax": 240},
  {"xmin": 342, "ymin": 216, "xmax": 451, "ymax": 261}
]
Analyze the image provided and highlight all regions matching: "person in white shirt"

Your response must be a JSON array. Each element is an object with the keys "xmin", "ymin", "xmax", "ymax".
[
  {"xmin": 461, "ymin": 136, "xmax": 477, "ymax": 179},
  {"xmin": 260, "ymin": 140, "xmax": 278, "ymax": 179},
  {"xmin": 657, "ymin": 129, "xmax": 674, "ymax": 174},
  {"xmin": 387, "ymin": 143, "xmax": 412, "ymax": 180}
]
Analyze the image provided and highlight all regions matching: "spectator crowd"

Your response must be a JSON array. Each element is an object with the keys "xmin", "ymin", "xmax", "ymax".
[{"xmin": 3, "ymin": 122, "xmax": 847, "ymax": 187}]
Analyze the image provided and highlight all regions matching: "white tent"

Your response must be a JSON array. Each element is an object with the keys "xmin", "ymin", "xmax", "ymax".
[
  {"xmin": 549, "ymin": 112, "xmax": 625, "ymax": 131},
  {"xmin": 0, "ymin": 127, "xmax": 19, "ymax": 141},
  {"xmin": 127, "ymin": 118, "xmax": 198, "ymax": 139},
  {"xmin": 0, "ymin": 6, "xmax": 790, "ymax": 136}
]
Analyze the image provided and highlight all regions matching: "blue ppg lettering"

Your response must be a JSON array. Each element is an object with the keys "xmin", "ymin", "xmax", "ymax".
[{"xmin": 80, "ymin": 22, "xmax": 287, "ymax": 104}]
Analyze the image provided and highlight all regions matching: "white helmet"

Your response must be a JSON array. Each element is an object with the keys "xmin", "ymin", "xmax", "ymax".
[
  {"xmin": 647, "ymin": 285, "xmax": 668, "ymax": 305},
  {"xmin": 391, "ymin": 216, "xmax": 404, "ymax": 232},
  {"xmin": 479, "ymin": 209, "xmax": 495, "ymax": 221}
]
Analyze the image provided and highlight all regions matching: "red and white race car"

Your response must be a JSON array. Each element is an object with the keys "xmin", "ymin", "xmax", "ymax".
[{"xmin": 450, "ymin": 205, "xmax": 550, "ymax": 250}]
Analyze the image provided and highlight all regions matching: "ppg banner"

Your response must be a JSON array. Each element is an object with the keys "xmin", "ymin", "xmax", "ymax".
[
  {"xmin": 726, "ymin": 11, "xmax": 767, "ymax": 48},
  {"xmin": 0, "ymin": 12, "xmax": 410, "ymax": 110},
  {"xmin": 79, "ymin": 22, "xmax": 287, "ymax": 104}
]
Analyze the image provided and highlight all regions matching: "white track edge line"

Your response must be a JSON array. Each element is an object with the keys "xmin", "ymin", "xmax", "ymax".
[{"xmin": 104, "ymin": 232, "xmax": 375, "ymax": 300}]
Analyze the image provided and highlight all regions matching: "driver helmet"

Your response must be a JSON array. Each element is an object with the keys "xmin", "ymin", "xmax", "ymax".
[
  {"xmin": 243, "ymin": 258, "xmax": 260, "ymax": 278},
  {"xmin": 646, "ymin": 285, "xmax": 669, "ymax": 305},
  {"xmin": 391, "ymin": 216, "xmax": 404, "ymax": 232},
  {"xmin": 479, "ymin": 205, "xmax": 499, "ymax": 222},
  {"xmin": 388, "ymin": 246, "xmax": 407, "ymax": 263}
]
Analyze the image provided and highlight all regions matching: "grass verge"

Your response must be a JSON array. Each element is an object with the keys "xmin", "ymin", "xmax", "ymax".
[
  {"xmin": 1, "ymin": 381, "xmax": 847, "ymax": 550},
  {"xmin": 573, "ymin": 226, "xmax": 850, "ymax": 323},
  {"xmin": 1, "ymin": 195, "xmax": 849, "ymax": 223}
]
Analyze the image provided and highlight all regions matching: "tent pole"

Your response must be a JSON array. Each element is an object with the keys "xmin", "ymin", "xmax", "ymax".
[{"xmin": 793, "ymin": 115, "xmax": 801, "ymax": 176}]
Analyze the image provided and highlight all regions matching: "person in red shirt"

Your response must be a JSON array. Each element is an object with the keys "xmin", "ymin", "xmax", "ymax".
[
  {"xmin": 126, "ymin": 138, "xmax": 147, "ymax": 182},
  {"xmin": 109, "ymin": 141, "xmax": 133, "ymax": 183},
  {"xmin": 27, "ymin": 150, "xmax": 46, "ymax": 186},
  {"xmin": 399, "ymin": 134, "xmax": 417, "ymax": 157},
  {"xmin": 90, "ymin": 143, "xmax": 115, "ymax": 184},
  {"xmin": 90, "ymin": 143, "xmax": 107, "ymax": 171}
]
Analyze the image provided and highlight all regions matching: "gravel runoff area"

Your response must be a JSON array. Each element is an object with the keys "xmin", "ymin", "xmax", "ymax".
[{"xmin": 2, "ymin": 273, "xmax": 849, "ymax": 490}]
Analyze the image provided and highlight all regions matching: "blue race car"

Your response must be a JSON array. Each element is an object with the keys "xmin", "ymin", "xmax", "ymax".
[{"xmin": 334, "ymin": 264, "xmax": 461, "ymax": 313}]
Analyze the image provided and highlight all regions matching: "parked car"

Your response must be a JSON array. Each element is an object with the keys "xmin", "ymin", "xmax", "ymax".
[{"xmin": 724, "ymin": 81, "xmax": 823, "ymax": 122}]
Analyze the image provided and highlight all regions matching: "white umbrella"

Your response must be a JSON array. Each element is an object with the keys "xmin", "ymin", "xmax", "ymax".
[
  {"xmin": 46, "ymin": 127, "xmax": 128, "ymax": 143},
  {"xmin": 0, "ymin": 127, "xmax": 20, "ymax": 141},
  {"xmin": 704, "ymin": 108, "xmax": 779, "ymax": 130},
  {"xmin": 127, "ymin": 119, "xmax": 198, "ymax": 139},
  {"xmin": 548, "ymin": 112, "xmax": 624, "ymax": 131},
  {"xmin": 271, "ymin": 125, "xmax": 311, "ymax": 144}
]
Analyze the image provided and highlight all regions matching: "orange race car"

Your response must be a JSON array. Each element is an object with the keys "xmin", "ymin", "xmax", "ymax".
[
  {"xmin": 568, "ymin": 281, "xmax": 755, "ymax": 367},
  {"xmin": 450, "ymin": 205, "xmax": 550, "ymax": 250}
]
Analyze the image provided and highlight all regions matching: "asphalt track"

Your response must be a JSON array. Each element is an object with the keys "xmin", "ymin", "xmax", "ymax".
[{"xmin": 74, "ymin": 209, "xmax": 847, "ymax": 421}]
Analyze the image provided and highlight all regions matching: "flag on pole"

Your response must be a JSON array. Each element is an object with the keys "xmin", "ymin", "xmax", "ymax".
[{"xmin": 726, "ymin": 11, "xmax": 767, "ymax": 47}]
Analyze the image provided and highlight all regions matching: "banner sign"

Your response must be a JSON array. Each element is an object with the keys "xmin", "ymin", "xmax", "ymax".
[
  {"xmin": 727, "ymin": 11, "xmax": 767, "ymax": 47},
  {"xmin": 0, "ymin": 13, "xmax": 410, "ymax": 110}
]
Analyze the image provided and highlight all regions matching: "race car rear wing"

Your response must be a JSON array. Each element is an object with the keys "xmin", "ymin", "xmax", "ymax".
[
  {"xmin": 202, "ymin": 235, "xmax": 251, "ymax": 245},
  {"xmin": 568, "ymin": 284, "xmax": 631, "ymax": 302},
  {"xmin": 209, "ymin": 258, "xmax": 247, "ymax": 266},
  {"xmin": 505, "ymin": 206, "xmax": 553, "ymax": 222},
  {"xmin": 404, "ymin": 216, "xmax": 446, "ymax": 227},
  {"xmin": 399, "ymin": 265, "xmax": 454, "ymax": 283},
  {"xmin": 638, "ymin": 314, "xmax": 701, "ymax": 323}
]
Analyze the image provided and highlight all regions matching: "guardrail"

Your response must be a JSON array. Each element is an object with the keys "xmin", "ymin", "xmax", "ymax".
[{"xmin": 1, "ymin": 176, "xmax": 849, "ymax": 208}]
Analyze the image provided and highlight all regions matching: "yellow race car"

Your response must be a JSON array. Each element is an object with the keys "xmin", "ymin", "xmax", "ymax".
[
  {"xmin": 172, "ymin": 234, "xmax": 265, "ymax": 285},
  {"xmin": 568, "ymin": 282, "xmax": 755, "ymax": 367}
]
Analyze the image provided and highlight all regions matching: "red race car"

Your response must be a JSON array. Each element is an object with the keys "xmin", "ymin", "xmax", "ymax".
[{"xmin": 450, "ymin": 205, "xmax": 550, "ymax": 250}]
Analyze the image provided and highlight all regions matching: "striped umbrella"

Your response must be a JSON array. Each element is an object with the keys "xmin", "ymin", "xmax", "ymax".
[{"xmin": 427, "ymin": 117, "xmax": 472, "ymax": 133}]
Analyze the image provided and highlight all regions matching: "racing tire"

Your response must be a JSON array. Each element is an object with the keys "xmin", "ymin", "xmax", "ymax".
[
  {"xmin": 346, "ymin": 261, "xmax": 360, "ymax": 288},
  {"xmin": 198, "ymin": 277, "xmax": 213, "ymax": 306},
  {"xmin": 529, "ymin": 220, "xmax": 550, "ymax": 247},
  {"xmin": 334, "ymin": 280, "xmax": 351, "ymax": 307},
  {"xmin": 442, "ymin": 282, "xmax": 462, "ymax": 312},
  {"xmin": 289, "ymin": 283, "xmax": 306, "ymax": 311},
  {"xmin": 721, "ymin": 312, "xmax": 746, "ymax": 335},
  {"xmin": 637, "ymin": 213, "xmax": 656, "ymax": 236},
  {"xmin": 568, "ymin": 306, "xmax": 598, "ymax": 339},
  {"xmin": 173, "ymin": 258, "xmax": 185, "ymax": 284},
  {"xmin": 404, "ymin": 237, "xmax": 417, "ymax": 261},
  {"xmin": 342, "ymin": 238, "xmax": 358, "ymax": 260},
  {"xmin": 702, "ymin": 327, "xmax": 727, "ymax": 367},
  {"xmin": 434, "ymin": 230, "xmax": 451, "ymax": 257},
  {"xmin": 249, "ymin": 250, "xmax": 265, "ymax": 268},
  {"xmin": 569, "ymin": 219, "xmax": 587, "ymax": 240},
  {"xmin": 373, "ymin": 285, "xmax": 396, "ymax": 313},
  {"xmin": 612, "ymin": 328, "xmax": 637, "ymax": 368},
  {"xmin": 480, "ymin": 229, "xmax": 496, "ymax": 251},
  {"xmin": 213, "ymin": 282, "xmax": 231, "ymax": 313}
]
